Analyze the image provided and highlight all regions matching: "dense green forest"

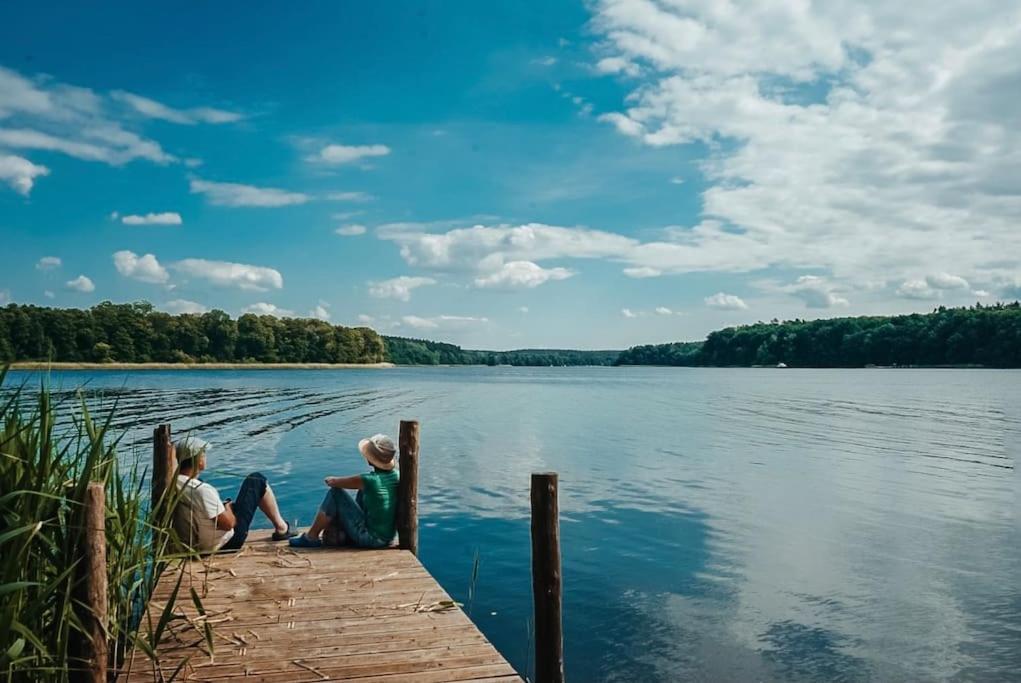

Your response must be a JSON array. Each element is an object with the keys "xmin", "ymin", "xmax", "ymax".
[
  {"xmin": 4, "ymin": 302, "xmax": 1020, "ymax": 368},
  {"xmin": 0, "ymin": 302, "xmax": 386, "ymax": 363},
  {"xmin": 616, "ymin": 303, "xmax": 1021, "ymax": 368},
  {"xmin": 382, "ymin": 336, "xmax": 619, "ymax": 366}
]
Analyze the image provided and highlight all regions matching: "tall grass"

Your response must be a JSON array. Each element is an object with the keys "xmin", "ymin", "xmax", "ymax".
[{"xmin": 0, "ymin": 368, "xmax": 190, "ymax": 680}]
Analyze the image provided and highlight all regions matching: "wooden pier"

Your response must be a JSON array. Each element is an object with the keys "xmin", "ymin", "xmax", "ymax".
[{"xmin": 125, "ymin": 531, "xmax": 522, "ymax": 682}]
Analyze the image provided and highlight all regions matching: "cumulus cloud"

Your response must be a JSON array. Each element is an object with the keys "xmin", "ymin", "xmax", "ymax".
[
  {"xmin": 473, "ymin": 261, "xmax": 573, "ymax": 289},
  {"xmin": 588, "ymin": 0, "xmax": 1021, "ymax": 300},
  {"xmin": 926, "ymin": 273, "xmax": 970, "ymax": 290},
  {"xmin": 400, "ymin": 314, "xmax": 488, "ymax": 330},
  {"xmin": 113, "ymin": 250, "xmax": 169, "ymax": 284},
  {"xmin": 335, "ymin": 224, "xmax": 367, "ymax": 236},
  {"xmin": 36, "ymin": 256, "xmax": 61, "ymax": 270},
  {"xmin": 43, "ymin": 290, "xmax": 54, "ymax": 299},
  {"xmin": 308, "ymin": 143, "xmax": 390, "ymax": 165},
  {"xmin": 655, "ymin": 306, "xmax": 673, "ymax": 315},
  {"xmin": 0, "ymin": 154, "xmax": 49, "ymax": 195},
  {"xmin": 897, "ymin": 279, "xmax": 940, "ymax": 300},
  {"xmin": 357, "ymin": 314, "xmax": 374, "ymax": 324},
  {"xmin": 783, "ymin": 276, "xmax": 849, "ymax": 308},
  {"xmin": 309, "ymin": 302, "xmax": 330, "ymax": 321},
  {"xmin": 0, "ymin": 290, "xmax": 9, "ymax": 305},
  {"xmin": 173, "ymin": 258, "xmax": 283, "ymax": 291},
  {"xmin": 189, "ymin": 179, "xmax": 309, "ymax": 207},
  {"xmin": 242, "ymin": 302, "xmax": 295, "ymax": 317},
  {"xmin": 595, "ymin": 57, "xmax": 640, "ymax": 77},
  {"xmin": 163, "ymin": 299, "xmax": 208, "ymax": 314},
  {"xmin": 110, "ymin": 91, "xmax": 241, "ymax": 125},
  {"xmin": 401, "ymin": 315, "xmax": 438, "ymax": 330},
  {"xmin": 65, "ymin": 275, "xmax": 95, "ymax": 293},
  {"xmin": 705, "ymin": 292, "xmax": 748, "ymax": 310},
  {"xmin": 623, "ymin": 266, "xmax": 661, "ymax": 278},
  {"xmin": 621, "ymin": 308, "xmax": 638, "ymax": 318},
  {"xmin": 324, "ymin": 191, "xmax": 374, "ymax": 202},
  {"xmin": 121, "ymin": 212, "xmax": 182, "ymax": 225},
  {"xmin": 368, "ymin": 276, "xmax": 436, "ymax": 302}
]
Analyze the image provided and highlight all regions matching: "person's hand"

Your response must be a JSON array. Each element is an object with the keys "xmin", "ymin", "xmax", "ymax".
[{"xmin": 325, "ymin": 476, "xmax": 341, "ymax": 488}]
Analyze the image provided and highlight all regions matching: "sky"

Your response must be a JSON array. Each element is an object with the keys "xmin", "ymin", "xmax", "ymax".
[{"xmin": 1, "ymin": 1, "xmax": 1020, "ymax": 350}]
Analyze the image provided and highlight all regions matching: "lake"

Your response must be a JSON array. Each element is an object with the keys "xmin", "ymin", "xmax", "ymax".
[{"xmin": 9, "ymin": 367, "xmax": 1020, "ymax": 682}]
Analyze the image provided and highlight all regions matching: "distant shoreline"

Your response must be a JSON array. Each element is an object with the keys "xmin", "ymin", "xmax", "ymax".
[{"xmin": 9, "ymin": 362, "xmax": 395, "ymax": 370}]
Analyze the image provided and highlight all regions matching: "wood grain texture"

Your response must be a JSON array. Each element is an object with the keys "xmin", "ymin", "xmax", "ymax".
[
  {"xmin": 128, "ymin": 531, "xmax": 521, "ymax": 682},
  {"xmin": 71, "ymin": 482, "xmax": 107, "ymax": 683},
  {"xmin": 530, "ymin": 472, "xmax": 564, "ymax": 683},
  {"xmin": 397, "ymin": 420, "xmax": 420, "ymax": 556}
]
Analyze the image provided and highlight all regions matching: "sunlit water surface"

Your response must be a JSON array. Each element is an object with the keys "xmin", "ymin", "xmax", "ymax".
[{"xmin": 10, "ymin": 367, "xmax": 1020, "ymax": 682}]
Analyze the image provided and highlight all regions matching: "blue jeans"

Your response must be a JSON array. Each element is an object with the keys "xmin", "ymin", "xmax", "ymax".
[
  {"xmin": 320, "ymin": 488, "xmax": 389, "ymax": 549},
  {"xmin": 221, "ymin": 472, "xmax": 267, "ymax": 551}
]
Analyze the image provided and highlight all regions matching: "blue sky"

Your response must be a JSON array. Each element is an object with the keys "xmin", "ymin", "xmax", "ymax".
[{"xmin": 2, "ymin": 1, "xmax": 1018, "ymax": 349}]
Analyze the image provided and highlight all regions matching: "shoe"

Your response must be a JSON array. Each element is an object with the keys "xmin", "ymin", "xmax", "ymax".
[
  {"xmin": 288, "ymin": 533, "xmax": 322, "ymax": 549},
  {"xmin": 272, "ymin": 523, "xmax": 299, "ymax": 541}
]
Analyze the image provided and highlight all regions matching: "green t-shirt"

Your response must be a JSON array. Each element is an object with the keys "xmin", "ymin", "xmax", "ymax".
[{"xmin": 359, "ymin": 470, "xmax": 400, "ymax": 542}]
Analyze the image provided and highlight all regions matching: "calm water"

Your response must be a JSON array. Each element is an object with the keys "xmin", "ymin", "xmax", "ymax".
[{"xmin": 10, "ymin": 367, "xmax": 1021, "ymax": 682}]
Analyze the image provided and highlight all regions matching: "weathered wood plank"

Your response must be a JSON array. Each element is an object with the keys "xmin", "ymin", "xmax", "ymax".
[{"xmin": 133, "ymin": 531, "xmax": 521, "ymax": 682}]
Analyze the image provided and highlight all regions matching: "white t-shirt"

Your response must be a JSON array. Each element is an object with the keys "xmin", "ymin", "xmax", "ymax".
[{"xmin": 175, "ymin": 475, "xmax": 234, "ymax": 551}]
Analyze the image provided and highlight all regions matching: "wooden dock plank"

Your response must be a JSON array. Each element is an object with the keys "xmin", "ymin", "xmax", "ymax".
[{"xmin": 129, "ymin": 531, "xmax": 521, "ymax": 682}]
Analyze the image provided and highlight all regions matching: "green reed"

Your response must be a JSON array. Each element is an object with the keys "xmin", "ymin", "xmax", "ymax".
[{"xmin": 0, "ymin": 367, "xmax": 195, "ymax": 681}]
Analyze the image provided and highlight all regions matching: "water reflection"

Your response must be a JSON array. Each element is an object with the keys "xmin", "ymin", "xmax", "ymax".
[{"xmin": 7, "ymin": 367, "xmax": 1019, "ymax": 681}]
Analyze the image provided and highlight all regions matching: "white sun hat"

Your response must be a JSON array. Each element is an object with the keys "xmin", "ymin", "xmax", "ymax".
[{"xmin": 358, "ymin": 434, "xmax": 397, "ymax": 471}]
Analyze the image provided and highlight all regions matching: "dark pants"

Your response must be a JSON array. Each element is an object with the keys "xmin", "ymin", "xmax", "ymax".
[{"xmin": 221, "ymin": 472, "xmax": 267, "ymax": 551}]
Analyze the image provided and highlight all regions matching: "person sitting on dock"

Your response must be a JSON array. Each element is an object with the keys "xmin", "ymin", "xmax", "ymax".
[
  {"xmin": 172, "ymin": 435, "xmax": 297, "ymax": 554},
  {"xmin": 289, "ymin": 433, "xmax": 399, "ymax": 549}
]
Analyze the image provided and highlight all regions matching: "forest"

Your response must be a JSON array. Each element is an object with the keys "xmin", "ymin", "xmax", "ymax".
[
  {"xmin": 615, "ymin": 303, "xmax": 1021, "ymax": 368},
  {"xmin": 0, "ymin": 301, "xmax": 386, "ymax": 364},
  {"xmin": 3, "ymin": 302, "xmax": 1020, "ymax": 368}
]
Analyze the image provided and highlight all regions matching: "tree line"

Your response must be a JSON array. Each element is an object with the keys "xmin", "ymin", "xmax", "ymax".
[
  {"xmin": 381, "ymin": 336, "xmax": 619, "ymax": 366},
  {"xmin": 4, "ymin": 301, "xmax": 1019, "ymax": 368},
  {"xmin": 0, "ymin": 302, "xmax": 386, "ymax": 364},
  {"xmin": 615, "ymin": 303, "xmax": 1021, "ymax": 368}
]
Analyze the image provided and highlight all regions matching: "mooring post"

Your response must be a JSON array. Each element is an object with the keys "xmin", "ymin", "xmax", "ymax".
[
  {"xmin": 531, "ymin": 471, "xmax": 564, "ymax": 683},
  {"xmin": 397, "ymin": 420, "xmax": 420, "ymax": 556},
  {"xmin": 151, "ymin": 424, "xmax": 174, "ymax": 513},
  {"xmin": 72, "ymin": 482, "xmax": 108, "ymax": 683}
]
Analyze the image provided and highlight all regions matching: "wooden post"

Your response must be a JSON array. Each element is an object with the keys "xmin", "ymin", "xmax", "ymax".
[
  {"xmin": 72, "ymin": 482, "xmax": 108, "ymax": 683},
  {"xmin": 397, "ymin": 420, "xmax": 420, "ymax": 556},
  {"xmin": 531, "ymin": 472, "xmax": 564, "ymax": 683},
  {"xmin": 151, "ymin": 424, "xmax": 174, "ymax": 511}
]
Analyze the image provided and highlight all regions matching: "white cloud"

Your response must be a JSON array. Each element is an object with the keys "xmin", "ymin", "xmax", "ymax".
[
  {"xmin": 401, "ymin": 315, "xmax": 438, "ymax": 330},
  {"xmin": 926, "ymin": 273, "xmax": 969, "ymax": 290},
  {"xmin": 163, "ymin": 299, "xmax": 208, "ymax": 314},
  {"xmin": 669, "ymin": 177, "xmax": 685, "ymax": 185},
  {"xmin": 324, "ymin": 191, "xmax": 373, "ymax": 202},
  {"xmin": 121, "ymin": 212, "xmax": 182, "ymax": 226},
  {"xmin": 621, "ymin": 308, "xmax": 638, "ymax": 318},
  {"xmin": 335, "ymin": 224, "xmax": 367, "ymax": 237},
  {"xmin": 110, "ymin": 91, "xmax": 241, "ymax": 125},
  {"xmin": 473, "ymin": 261, "xmax": 573, "ymax": 289},
  {"xmin": 897, "ymin": 279, "xmax": 940, "ymax": 301},
  {"xmin": 589, "ymin": 0, "xmax": 1021, "ymax": 301},
  {"xmin": 43, "ymin": 290, "xmax": 54, "ymax": 299},
  {"xmin": 0, "ymin": 290, "xmax": 9, "ymax": 305},
  {"xmin": 309, "ymin": 302, "xmax": 330, "ymax": 321},
  {"xmin": 242, "ymin": 302, "xmax": 294, "ymax": 317},
  {"xmin": 533, "ymin": 56, "xmax": 558, "ymax": 67},
  {"xmin": 704, "ymin": 292, "xmax": 748, "ymax": 310},
  {"xmin": 368, "ymin": 276, "xmax": 437, "ymax": 302},
  {"xmin": 65, "ymin": 275, "xmax": 94, "ymax": 293},
  {"xmin": 782, "ymin": 276, "xmax": 849, "ymax": 308},
  {"xmin": 113, "ymin": 250, "xmax": 169, "ymax": 284},
  {"xmin": 36, "ymin": 256, "xmax": 61, "ymax": 270},
  {"xmin": 655, "ymin": 306, "xmax": 673, "ymax": 315},
  {"xmin": 623, "ymin": 266, "xmax": 661, "ymax": 278},
  {"xmin": 357, "ymin": 314, "xmax": 374, "ymax": 324},
  {"xmin": 309, "ymin": 143, "xmax": 390, "ymax": 165},
  {"xmin": 189, "ymin": 178, "xmax": 309, "ymax": 207},
  {"xmin": 597, "ymin": 112, "xmax": 644, "ymax": 137},
  {"xmin": 173, "ymin": 258, "xmax": 283, "ymax": 291},
  {"xmin": 595, "ymin": 56, "xmax": 640, "ymax": 77},
  {"xmin": 0, "ymin": 154, "xmax": 49, "ymax": 195},
  {"xmin": 519, "ymin": 306, "xmax": 530, "ymax": 314}
]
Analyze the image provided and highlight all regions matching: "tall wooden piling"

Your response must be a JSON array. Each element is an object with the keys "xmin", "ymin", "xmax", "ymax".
[
  {"xmin": 151, "ymin": 423, "xmax": 174, "ymax": 511},
  {"xmin": 397, "ymin": 420, "xmax": 420, "ymax": 556},
  {"xmin": 72, "ymin": 482, "xmax": 108, "ymax": 683},
  {"xmin": 531, "ymin": 472, "xmax": 564, "ymax": 683}
]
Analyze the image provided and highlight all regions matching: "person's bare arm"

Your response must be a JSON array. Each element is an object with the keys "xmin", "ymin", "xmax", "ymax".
[
  {"xmin": 215, "ymin": 502, "xmax": 236, "ymax": 530},
  {"xmin": 324, "ymin": 475, "xmax": 364, "ymax": 490}
]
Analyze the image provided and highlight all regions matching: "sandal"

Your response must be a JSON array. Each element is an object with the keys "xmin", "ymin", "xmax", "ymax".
[
  {"xmin": 272, "ymin": 523, "xmax": 299, "ymax": 541},
  {"xmin": 288, "ymin": 533, "xmax": 322, "ymax": 549}
]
